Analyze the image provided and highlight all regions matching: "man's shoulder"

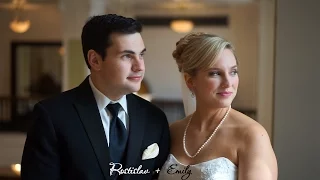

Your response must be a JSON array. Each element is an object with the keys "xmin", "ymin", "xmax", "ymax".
[
  {"xmin": 37, "ymin": 86, "xmax": 78, "ymax": 109},
  {"xmin": 128, "ymin": 94, "xmax": 165, "ymax": 116}
]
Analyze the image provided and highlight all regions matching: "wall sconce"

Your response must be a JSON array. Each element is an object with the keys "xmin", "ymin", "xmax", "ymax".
[
  {"xmin": 11, "ymin": 164, "xmax": 21, "ymax": 176},
  {"xmin": 135, "ymin": 80, "xmax": 152, "ymax": 101},
  {"xmin": 10, "ymin": 19, "xmax": 30, "ymax": 33},
  {"xmin": 170, "ymin": 20, "xmax": 194, "ymax": 33},
  {"xmin": 58, "ymin": 46, "xmax": 65, "ymax": 56}
]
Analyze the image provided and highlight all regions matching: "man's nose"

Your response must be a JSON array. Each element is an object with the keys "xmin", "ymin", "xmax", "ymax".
[{"xmin": 132, "ymin": 56, "xmax": 144, "ymax": 72}]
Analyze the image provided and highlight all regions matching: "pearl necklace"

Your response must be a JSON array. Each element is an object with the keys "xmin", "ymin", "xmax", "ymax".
[{"xmin": 183, "ymin": 106, "xmax": 231, "ymax": 158}]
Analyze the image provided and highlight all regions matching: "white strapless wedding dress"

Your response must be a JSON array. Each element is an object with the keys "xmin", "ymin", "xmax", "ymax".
[{"xmin": 158, "ymin": 154, "xmax": 237, "ymax": 180}]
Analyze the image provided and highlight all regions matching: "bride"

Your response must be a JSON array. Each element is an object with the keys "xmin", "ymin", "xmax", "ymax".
[{"xmin": 158, "ymin": 33, "xmax": 277, "ymax": 180}]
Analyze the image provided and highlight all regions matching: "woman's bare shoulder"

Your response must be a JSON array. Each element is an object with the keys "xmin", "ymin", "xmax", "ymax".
[
  {"xmin": 229, "ymin": 109, "xmax": 271, "ymax": 141},
  {"xmin": 231, "ymin": 110, "xmax": 277, "ymax": 179},
  {"xmin": 169, "ymin": 116, "xmax": 189, "ymax": 135}
]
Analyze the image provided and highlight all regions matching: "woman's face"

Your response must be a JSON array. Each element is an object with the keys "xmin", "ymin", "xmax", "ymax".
[{"xmin": 187, "ymin": 49, "xmax": 239, "ymax": 108}]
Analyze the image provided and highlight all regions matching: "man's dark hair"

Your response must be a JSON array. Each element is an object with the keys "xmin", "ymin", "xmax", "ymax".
[{"xmin": 81, "ymin": 14, "xmax": 142, "ymax": 69}]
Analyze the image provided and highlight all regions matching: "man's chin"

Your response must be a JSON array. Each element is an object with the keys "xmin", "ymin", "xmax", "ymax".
[{"xmin": 125, "ymin": 86, "xmax": 141, "ymax": 94}]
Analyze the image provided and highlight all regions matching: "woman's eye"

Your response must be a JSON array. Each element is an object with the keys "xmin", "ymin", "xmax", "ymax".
[
  {"xmin": 231, "ymin": 70, "xmax": 238, "ymax": 75},
  {"xmin": 209, "ymin": 71, "xmax": 219, "ymax": 76}
]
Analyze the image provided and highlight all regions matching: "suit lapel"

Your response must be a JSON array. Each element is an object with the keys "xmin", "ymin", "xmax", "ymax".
[
  {"xmin": 122, "ymin": 94, "xmax": 148, "ymax": 180},
  {"xmin": 73, "ymin": 77, "xmax": 111, "ymax": 180}
]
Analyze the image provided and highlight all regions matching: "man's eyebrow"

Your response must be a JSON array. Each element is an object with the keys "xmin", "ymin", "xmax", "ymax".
[
  {"xmin": 120, "ymin": 48, "xmax": 146, "ymax": 54},
  {"xmin": 120, "ymin": 50, "xmax": 135, "ymax": 54},
  {"xmin": 141, "ymin": 48, "xmax": 146, "ymax": 54}
]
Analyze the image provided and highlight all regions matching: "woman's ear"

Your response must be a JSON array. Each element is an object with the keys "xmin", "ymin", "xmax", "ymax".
[
  {"xmin": 184, "ymin": 73, "xmax": 194, "ymax": 91},
  {"xmin": 87, "ymin": 50, "xmax": 101, "ymax": 71}
]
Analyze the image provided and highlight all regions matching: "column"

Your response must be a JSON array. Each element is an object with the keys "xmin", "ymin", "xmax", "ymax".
[{"xmin": 59, "ymin": 0, "xmax": 107, "ymax": 90}]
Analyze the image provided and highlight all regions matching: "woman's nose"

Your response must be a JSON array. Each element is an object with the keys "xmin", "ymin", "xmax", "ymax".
[{"xmin": 222, "ymin": 76, "xmax": 231, "ymax": 88}]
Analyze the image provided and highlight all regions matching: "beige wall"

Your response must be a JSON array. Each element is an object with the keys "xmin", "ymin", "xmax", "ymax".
[
  {"xmin": 67, "ymin": 39, "xmax": 86, "ymax": 89},
  {"xmin": 257, "ymin": 0, "xmax": 275, "ymax": 139},
  {"xmin": 0, "ymin": 6, "xmax": 62, "ymax": 96},
  {"xmin": 0, "ymin": 133, "xmax": 26, "ymax": 166},
  {"xmin": 273, "ymin": 0, "xmax": 320, "ymax": 179}
]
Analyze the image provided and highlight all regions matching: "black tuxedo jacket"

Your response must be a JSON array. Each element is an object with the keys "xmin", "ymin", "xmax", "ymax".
[{"xmin": 21, "ymin": 77, "xmax": 170, "ymax": 180}]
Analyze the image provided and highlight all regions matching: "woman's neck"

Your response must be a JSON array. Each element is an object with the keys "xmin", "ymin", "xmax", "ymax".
[{"xmin": 191, "ymin": 105, "xmax": 230, "ymax": 132}]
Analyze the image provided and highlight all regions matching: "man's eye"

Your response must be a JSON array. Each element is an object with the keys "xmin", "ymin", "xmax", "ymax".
[{"xmin": 122, "ymin": 54, "xmax": 132, "ymax": 59}]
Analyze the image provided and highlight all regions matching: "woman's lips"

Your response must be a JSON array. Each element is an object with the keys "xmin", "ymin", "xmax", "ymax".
[{"xmin": 217, "ymin": 92, "xmax": 232, "ymax": 97}]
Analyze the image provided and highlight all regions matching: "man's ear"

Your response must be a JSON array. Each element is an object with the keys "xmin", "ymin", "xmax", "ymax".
[
  {"xmin": 87, "ymin": 50, "xmax": 101, "ymax": 71},
  {"xmin": 184, "ymin": 73, "xmax": 194, "ymax": 91}
]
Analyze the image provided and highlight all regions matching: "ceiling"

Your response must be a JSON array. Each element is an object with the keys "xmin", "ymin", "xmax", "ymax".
[
  {"xmin": 0, "ymin": 0, "xmax": 58, "ymax": 10},
  {"xmin": 0, "ymin": 0, "xmax": 256, "ymax": 7},
  {"xmin": 108, "ymin": 0, "xmax": 257, "ymax": 15},
  {"xmin": 0, "ymin": 0, "xmax": 258, "ymax": 13},
  {"xmin": 0, "ymin": 0, "xmax": 58, "ymax": 3}
]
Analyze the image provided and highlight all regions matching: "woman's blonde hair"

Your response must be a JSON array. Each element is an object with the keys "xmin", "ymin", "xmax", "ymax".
[{"xmin": 172, "ymin": 32, "xmax": 237, "ymax": 76}]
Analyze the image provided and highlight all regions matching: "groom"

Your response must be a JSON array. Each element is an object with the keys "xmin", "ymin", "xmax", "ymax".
[{"xmin": 21, "ymin": 14, "xmax": 170, "ymax": 180}]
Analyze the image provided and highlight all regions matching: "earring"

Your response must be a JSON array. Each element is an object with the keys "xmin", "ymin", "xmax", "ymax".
[{"xmin": 191, "ymin": 92, "xmax": 195, "ymax": 98}]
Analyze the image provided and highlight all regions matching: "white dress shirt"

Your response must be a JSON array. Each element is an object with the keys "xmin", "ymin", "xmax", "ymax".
[{"xmin": 89, "ymin": 76, "xmax": 129, "ymax": 146}]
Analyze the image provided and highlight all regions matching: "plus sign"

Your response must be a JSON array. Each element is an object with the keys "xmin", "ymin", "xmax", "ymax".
[{"xmin": 155, "ymin": 168, "xmax": 160, "ymax": 173}]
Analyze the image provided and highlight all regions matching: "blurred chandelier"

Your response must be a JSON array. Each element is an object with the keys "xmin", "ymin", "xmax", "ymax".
[
  {"xmin": 9, "ymin": 0, "xmax": 30, "ymax": 33},
  {"xmin": 10, "ymin": 19, "xmax": 30, "ymax": 33},
  {"xmin": 170, "ymin": 20, "xmax": 194, "ymax": 33}
]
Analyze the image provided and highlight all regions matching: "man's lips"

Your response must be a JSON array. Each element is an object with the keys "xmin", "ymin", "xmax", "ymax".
[{"xmin": 127, "ymin": 76, "xmax": 142, "ymax": 81}]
